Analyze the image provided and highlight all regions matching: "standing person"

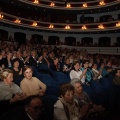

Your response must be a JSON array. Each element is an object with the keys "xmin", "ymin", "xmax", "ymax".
[
  {"xmin": 20, "ymin": 66, "xmax": 47, "ymax": 96},
  {"xmin": 54, "ymin": 83, "xmax": 88, "ymax": 120},
  {"xmin": 0, "ymin": 95, "xmax": 44, "ymax": 120}
]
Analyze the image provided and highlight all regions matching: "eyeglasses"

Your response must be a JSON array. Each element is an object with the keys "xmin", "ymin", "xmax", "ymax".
[{"xmin": 29, "ymin": 105, "xmax": 43, "ymax": 111}]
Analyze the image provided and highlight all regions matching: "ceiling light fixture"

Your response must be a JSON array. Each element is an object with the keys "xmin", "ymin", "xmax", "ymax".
[
  {"xmin": 32, "ymin": 22, "xmax": 37, "ymax": 26},
  {"xmin": 0, "ymin": 13, "xmax": 4, "ymax": 19},
  {"xmin": 14, "ymin": 18, "xmax": 21, "ymax": 23}
]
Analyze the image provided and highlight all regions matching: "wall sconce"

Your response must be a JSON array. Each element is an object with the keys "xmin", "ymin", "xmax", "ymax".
[
  {"xmin": 32, "ymin": 22, "xmax": 37, "ymax": 26},
  {"xmin": 0, "ymin": 13, "xmax": 4, "ymax": 19},
  {"xmin": 116, "ymin": 22, "xmax": 120, "ymax": 27},
  {"xmin": 83, "ymin": 3, "xmax": 87, "ymax": 8},
  {"xmin": 65, "ymin": 25, "xmax": 70, "ymax": 29},
  {"xmin": 82, "ymin": 25, "xmax": 87, "ymax": 30},
  {"xmin": 14, "ymin": 18, "xmax": 21, "ymax": 23},
  {"xmin": 98, "ymin": 24, "xmax": 104, "ymax": 29},
  {"xmin": 66, "ymin": 3, "xmax": 71, "ymax": 8},
  {"xmin": 33, "ymin": 0, "xmax": 39, "ymax": 4},
  {"xmin": 50, "ymin": 2, "xmax": 55, "ymax": 7},
  {"xmin": 99, "ymin": 1, "xmax": 105, "ymax": 5},
  {"xmin": 49, "ymin": 24, "xmax": 54, "ymax": 28}
]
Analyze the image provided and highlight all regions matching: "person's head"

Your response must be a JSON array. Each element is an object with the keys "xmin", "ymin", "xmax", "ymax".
[
  {"xmin": 12, "ymin": 58, "xmax": 20, "ymax": 68},
  {"xmin": 31, "ymin": 50, "xmax": 37, "ymax": 57},
  {"xmin": 65, "ymin": 57, "xmax": 70, "ymax": 64},
  {"xmin": 53, "ymin": 57, "xmax": 59, "ymax": 65},
  {"xmin": 92, "ymin": 63, "xmax": 98, "ymax": 70},
  {"xmin": 72, "ymin": 61, "xmax": 80, "ymax": 71},
  {"xmin": 82, "ymin": 60, "xmax": 89, "ymax": 68},
  {"xmin": 115, "ymin": 69, "xmax": 120, "ymax": 77},
  {"xmin": 25, "ymin": 95, "xmax": 43, "ymax": 120},
  {"xmin": 60, "ymin": 83, "xmax": 75, "ymax": 104},
  {"xmin": 22, "ymin": 66, "xmax": 33, "ymax": 80},
  {"xmin": 70, "ymin": 78, "xmax": 83, "ymax": 94},
  {"xmin": 7, "ymin": 52, "xmax": 13, "ymax": 59},
  {"xmin": 0, "ymin": 69, "xmax": 13, "ymax": 85}
]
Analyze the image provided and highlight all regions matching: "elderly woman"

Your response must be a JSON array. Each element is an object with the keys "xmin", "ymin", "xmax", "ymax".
[
  {"xmin": 20, "ymin": 65, "xmax": 47, "ymax": 96},
  {"xmin": 0, "ymin": 69, "xmax": 26, "ymax": 116},
  {"xmin": 70, "ymin": 78, "xmax": 105, "ymax": 118},
  {"xmin": 54, "ymin": 83, "xmax": 88, "ymax": 120},
  {"xmin": 0, "ymin": 69, "xmax": 25, "ymax": 102}
]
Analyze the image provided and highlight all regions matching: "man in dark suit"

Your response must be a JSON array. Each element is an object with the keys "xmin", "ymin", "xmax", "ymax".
[{"xmin": 0, "ymin": 95, "xmax": 44, "ymax": 120}]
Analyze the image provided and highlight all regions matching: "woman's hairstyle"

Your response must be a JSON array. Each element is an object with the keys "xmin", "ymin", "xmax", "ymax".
[
  {"xmin": 11, "ymin": 58, "xmax": 20, "ymax": 67},
  {"xmin": 71, "ymin": 61, "xmax": 80, "ymax": 70},
  {"xmin": 70, "ymin": 78, "xmax": 82, "ymax": 87},
  {"xmin": 60, "ymin": 83, "xmax": 75, "ymax": 96},
  {"xmin": 22, "ymin": 65, "xmax": 33, "ymax": 75},
  {"xmin": 0, "ymin": 69, "xmax": 13, "ymax": 81}
]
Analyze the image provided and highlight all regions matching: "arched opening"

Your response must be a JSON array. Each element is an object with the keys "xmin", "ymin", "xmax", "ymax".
[
  {"xmin": 48, "ymin": 36, "xmax": 60, "ymax": 45},
  {"xmin": 65, "ymin": 37, "xmax": 76, "ymax": 46},
  {"xmin": 99, "ymin": 37, "xmax": 111, "ymax": 47},
  {"xmin": 81, "ymin": 37, "xmax": 93, "ymax": 46},
  {"xmin": 0, "ymin": 29, "xmax": 8, "ymax": 41},
  {"xmin": 31, "ymin": 34, "xmax": 43, "ymax": 44},
  {"xmin": 100, "ymin": 15, "xmax": 113, "ymax": 22},
  {"xmin": 14, "ymin": 32, "xmax": 26, "ymax": 45},
  {"xmin": 116, "ymin": 37, "xmax": 120, "ymax": 47}
]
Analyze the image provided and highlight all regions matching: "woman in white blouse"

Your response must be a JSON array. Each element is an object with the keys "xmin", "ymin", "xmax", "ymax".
[{"xmin": 70, "ymin": 61, "xmax": 87, "ymax": 84}]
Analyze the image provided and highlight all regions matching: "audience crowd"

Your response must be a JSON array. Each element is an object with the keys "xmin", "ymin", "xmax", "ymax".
[{"xmin": 0, "ymin": 41, "xmax": 120, "ymax": 120}]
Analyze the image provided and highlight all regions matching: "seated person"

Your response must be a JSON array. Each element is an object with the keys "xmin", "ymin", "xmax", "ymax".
[
  {"xmin": 70, "ymin": 78, "xmax": 105, "ymax": 118},
  {"xmin": 70, "ymin": 61, "xmax": 87, "ymax": 84},
  {"xmin": 20, "ymin": 65, "xmax": 47, "ymax": 96},
  {"xmin": 0, "ymin": 95, "xmax": 44, "ymax": 120},
  {"xmin": 54, "ymin": 83, "xmax": 88, "ymax": 120},
  {"xmin": 11, "ymin": 58, "xmax": 23, "ymax": 86},
  {"xmin": 0, "ymin": 69, "xmax": 26, "ymax": 116},
  {"xmin": 113, "ymin": 68, "xmax": 120, "ymax": 86},
  {"xmin": 92, "ymin": 63, "xmax": 102, "ymax": 80},
  {"xmin": 63, "ymin": 57, "xmax": 72, "ymax": 73},
  {"xmin": 81, "ymin": 60, "xmax": 93, "ymax": 83}
]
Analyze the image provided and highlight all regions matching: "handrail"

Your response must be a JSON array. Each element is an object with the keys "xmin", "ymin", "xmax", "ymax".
[
  {"xmin": 0, "ymin": 12, "xmax": 120, "ymax": 32},
  {"xmin": 18, "ymin": 0, "xmax": 120, "ymax": 10}
]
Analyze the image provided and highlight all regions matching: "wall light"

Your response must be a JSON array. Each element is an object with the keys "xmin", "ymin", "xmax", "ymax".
[
  {"xmin": 116, "ymin": 22, "xmax": 120, "ymax": 27},
  {"xmin": 99, "ymin": 1, "xmax": 105, "ymax": 5},
  {"xmin": 82, "ymin": 25, "xmax": 87, "ymax": 30},
  {"xmin": 0, "ymin": 13, "xmax": 4, "ymax": 19},
  {"xmin": 33, "ymin": 0, "xmax": 39, "ymax": 4},
  {"xmin": 65, "ymin": 25, "xmax": 70, "ymax": 29},
  {"xmin": 14, "ymin": 18, "xmax": 21, "ymax": 23},
  {"xmin": 49, "ymin": 24, "xmax": 54, "ymax": 28},
  {"xmin": 32, "ymin": 22, "xmax": 37, "ymax": 26},
  {"xmin": 83, "ymin": 3, "xmax": 87, "ymax": 8},
  {"xmin": 50, "ymin": 2, "xmax": 55, "ymax": 7},
  {"xmin": 66, "ymin": 3, "xmax": 71, "ymax": 8},
  {"xmin": 98, "ymin": 24, "xmax": 104, "ymax": 29}
]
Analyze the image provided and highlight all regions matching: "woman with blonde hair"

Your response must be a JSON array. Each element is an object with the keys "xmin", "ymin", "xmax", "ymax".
[{"xmin": 0, "ymin": 69, "xmax": 25, "ymax": 102}]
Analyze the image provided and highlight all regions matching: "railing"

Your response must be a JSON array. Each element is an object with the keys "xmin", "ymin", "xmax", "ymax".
[
  {"xmin": 19, "ymin": 0, "xmax": 120, "ymax": 10},
  {"xmin": 50, "ymin": 45, "xmax": 120, "ymax": 55},
  {"xmin": 0, "ymin": 12, "xmax": 120, "ymax": 33}
]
